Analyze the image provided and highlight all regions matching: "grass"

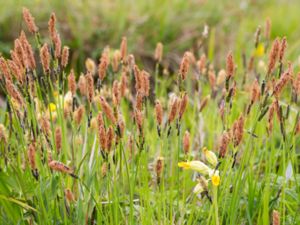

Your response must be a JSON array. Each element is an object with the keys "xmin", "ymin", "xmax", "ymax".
[{"xmin": 0, "ymin": 5, "xmax": 299, "ymax": 225}]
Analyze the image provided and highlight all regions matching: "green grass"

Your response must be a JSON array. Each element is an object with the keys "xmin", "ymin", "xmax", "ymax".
[{"xmin": 0, "ymin": 4, "xmax": 299, "ymax": 225}]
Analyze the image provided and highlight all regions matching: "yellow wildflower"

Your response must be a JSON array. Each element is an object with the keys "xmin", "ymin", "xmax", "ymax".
[
  {"xmin": 48, "ymin": 103, "xmax": 56, "ymax": 112},
  {"xmin": 211, "ymin": 174, "xmax": 220, "ymax": 186},
  {"xmin": 178, "ymin": 161, "xmax": 212, "ymax": 175},
  {"xmin": 254, "ymin": 43, "xmax": 264, "ymax": 57}
]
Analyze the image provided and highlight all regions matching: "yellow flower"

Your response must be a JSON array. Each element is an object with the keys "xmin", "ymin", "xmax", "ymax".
[
  {"xmin": 178, "ymin": 161, "xmax": 212, "ymax": 175},
  {"xmin": 48, "ymin": 103, "xmax": 56, "ymax": 112},
  {"xmin": 211, "ymin": 174, "xmax": 220, "ymax": 186},
  {"xmin": 202, "ymin": 147, "xmax": 218, "ymax": 167},
  {"xmin": 254, "ymin": 43, "xmax": 265, "ymax": 57}
]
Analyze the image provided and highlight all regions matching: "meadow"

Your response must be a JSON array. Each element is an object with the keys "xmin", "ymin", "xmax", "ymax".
[{"xmin": 0, "ymin": 3, "xmax": 299, "ymax": 225}]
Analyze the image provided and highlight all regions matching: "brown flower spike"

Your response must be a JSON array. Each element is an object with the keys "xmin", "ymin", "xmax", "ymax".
[
  {"xmin": 155, "ymin": 100, "xmax": 163, "ymax": 126},
  {"xmin": 22, "ymin": 7, "xmax": 38, "ymax": 33},
  {"xmin": 99, "ymin": 97, "xmax": 116, "ymax": 125},
  {"xmin": 179, "ymin": 52, "xmax": 190, "ymax": 80},
  {"xmin": 226, "ymin": 51, "xmax": 234, "ymax": 79},
  {"xmin": 267, "ymin": 38, "xmax": 280, "ymax": 75},
  {"xmin": 183, "ymin": 131, "xmax": 190, "ymax": 154},
  {"xmin": 40, "ymin": 43, "xmax": 50, "ymax": 73}
]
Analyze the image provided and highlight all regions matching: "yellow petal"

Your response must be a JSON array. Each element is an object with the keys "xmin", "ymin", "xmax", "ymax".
[
  {"xmin": 254, "ymin": 43, "xmax": 265, "ymax": 57},
  {"xmin": 48, "ymin": 103, "xmax": 56, "ymax": 112},
  {"xmin": 212, "ymin": 174, "xmax": 220, "ymax": 186},
  {"xmin": 178, "ymin": 162, "xmax": 190, "ymax": 169}
]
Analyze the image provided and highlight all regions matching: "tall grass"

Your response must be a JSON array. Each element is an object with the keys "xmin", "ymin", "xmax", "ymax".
[{"xmin": 0, "ymin": 8, "xmax": 299, "ymax": 225}]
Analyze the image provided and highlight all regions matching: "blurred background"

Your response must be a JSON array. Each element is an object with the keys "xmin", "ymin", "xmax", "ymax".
[{"xmin": 0, "ymin": 0, "xmax": 300, "ymax": 72}]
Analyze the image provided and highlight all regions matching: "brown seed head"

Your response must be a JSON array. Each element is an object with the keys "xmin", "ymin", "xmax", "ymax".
[
  {"xmin": 78, "ymin": 74, "xmax": 87, "ymax": 96},
  {"xmin": 101, "ymin": 162, "xmax": 108, "ymax": 177},
  {"xmin": 13, "ymin": 40, "xmax": 26, "ymax": 68},
  {"xmin": 293, "ymin": 72, "xmax": 300, "ymax": 96},
  {"xmin": 197, "ymin": 54, "xmax": 207, "ymax": 74},
  {"xmin": 48, "ymin": 160, "xmax": 74, "ymax": 175},
  {"xmin": 120, "ymin": 37, "xmax": 127, "ymax": 61},
  {"xmin": 128, "ymin": 134, "xmax": 135, "ymax": 158},
  {"xmin": 105, "ymin": 126, "xmax": 114, "ymax": 152},
  {"xmin": 99, "ymin": 97, "xmax": 116, "ymax": 124},
  {"xmin": 68, "ymin": 69, "xmax": 76, "ymax": 95},
  {"xmin": 179, "ymin": 52, "xmax": 190, "ymax": 80},
  {"xmin": 5, "ymin": 79, "xmax": 24, "ymax": 106},
  {"xmin": 120, "ymin": 70, "xmax": 128, "ymax": 97},
  {"xmin": 272, "ymin": 210, "xmax": 280, "ymax": 225},
  {"xmin": 134, "ymin": 65, "xmax": 142, "ymax": 92},
  {"xmin": 22, "ymin": 7, "xmax": 38, "ymax": 33},
  {"xmin": 48, "ymin": 13, "xmax": 56, "ymax": 41},
  {"xmin": 226, "ymin": 51, "xmax": 234, "ymax": 79},
  {"xmin": 136, "ymin": 91, "xmax": 144, "ymax": 111},
  {"xmin": 55, "ymin": 127, "xmax": 62, "ymax": 153},
  {"xmin": 268, "ymin": 101, "xmax": 275, "ymax": 134},
  {"xmin": 40, "ymin": 43, "xmax": 50, "ymax": 73},
  {"xmin": 61, "ymin": 46, "xmax": 69, "ymax": 68},
  {"xmin": 74, "ymin": 105, "xmax": 85, "ymax": 125},
  {"xmin": 279, "ymin": 37, "xmax": 287, "ymax": 63},
  {"xmin": 0, "ymin": 57, "xmax": 11, "ymax": 81},
  {"xmin": 112, "ymin": 80, "xmax": 121, "ymax": 106},
  {"xmin": 208, "ymin": 67, "xmax": 216, "ymax": 89},
  {"xmin": 178, "ymin": 92, "xmax": 188, "ymax": 120},
  {"xmin": 251, "ymin": 79, "xmax": 261, "ymax": 103},
  {"xmin": 219, "ymin": 131, "xmax": 230, "ymax": 158},
  {"xmin": 134, "ymin": 109, "xmax": 143, "ymax": 130},
  {"xmin": 85, "ymin": 72, "xmax": 94, "ymax": 103},
  {"xmin": 219, "ymin": 100, "xmax": 225, "ymax": 122},
  {"xmin": 168, "ymin": 96, "xmax": 179, "ymax": 124},
  {"xmin": 97, "ymin": 112, "xmax": 106, "ymax": 150},
  {"xmin": 28, "ymin": 142, "xmax": 36, "ymax": 170},
  {"xmin": 267, "ymin": 38, "xmax": 280, "ymax": 75},
  {"xmin": 295, "ymin": 119, "xmax": 300, "ymax": 135},
  {"xmin": 155, "ymin": 157, "xmax": 164, "ymax": 180},
  {"xmin": 183, "ymin": 130, "xmax": 190, "ymax": 154},
  {"xmin": 20, "ymin": 31, "xmax": 36, "ymax": 69},
  {"xmin": 142, "ymin": 70, "xmax": 150, "ymax": 97},
  {"xmin": 39, "ymin": 116, "xmax": 51, "ymax": 137},
  {"xmin": 98, "ymin": 54, "xmax": 109, "ymax": 81},
  {"xmin": 154, "ymin": 42, "xmax": 163, "ymax": 62},
  {"xmin": 155, "ymin": 100, "xmax": 163, "ymax": 126},
  {"xmin": 10, "ymin": 49, "xmax": 23, "ymax": 70},
  {"xmin": 248, "ymin": 56, "xmax": 255, "ymax": 72},
  {"xmin": 112, "ymin": 50, "xmax": 121, "ymax": 72},
  {"xmin": 54, "ymin": 33, "xmax": 62, "ymax": 59},
  {"xmin": 232, "ymin": 115, "xmax": 245, "ymax": 147},
  {"xmin": 273, "ymin": 63, "xmax": 292, "ymax": 97},
  {"xmin": 65, "ymin": 189, "xmax": 75, "ymax": 202}
]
